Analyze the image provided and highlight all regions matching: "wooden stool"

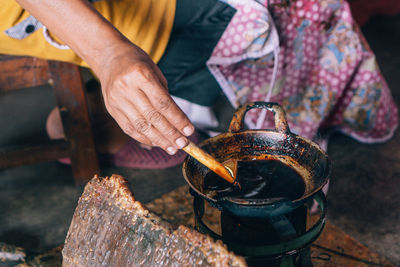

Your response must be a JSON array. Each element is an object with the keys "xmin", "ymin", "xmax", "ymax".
[{"xmin": 0, "ymin": 55, "xmax": 100, "ymax": 185}]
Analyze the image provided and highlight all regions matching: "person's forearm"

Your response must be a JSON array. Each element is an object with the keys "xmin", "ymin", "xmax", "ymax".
[
  {"xmin": 17, "ymin": 0, "xmax": 195, "ymax": 153},
  {"xmin": 16, "ymin": 0, "xmax": 130, "ymax": 76}
]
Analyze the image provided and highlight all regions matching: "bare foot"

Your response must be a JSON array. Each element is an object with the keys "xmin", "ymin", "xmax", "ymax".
[{"xmin": 46, "ymin": 107, "xmax": 65, "ymax": 140}]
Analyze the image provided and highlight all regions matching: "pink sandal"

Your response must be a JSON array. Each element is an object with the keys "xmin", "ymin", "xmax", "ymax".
[{"xmin": 59, "ymin": 132, "xmax": 199, "ymax": 169}]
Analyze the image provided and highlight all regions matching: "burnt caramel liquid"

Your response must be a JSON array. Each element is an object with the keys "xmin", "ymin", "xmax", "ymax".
[
  {"xmin": 204, "ymin": 159, "xmax": 308, "ymax": 261},
  {"xmin": 204, "ymin": 159, "xmax": 305, "ymax": 200}
]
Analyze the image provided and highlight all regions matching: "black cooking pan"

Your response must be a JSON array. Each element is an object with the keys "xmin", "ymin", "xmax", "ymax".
[{"xmin": 182, "ymin": 102, "xmax": 331, "ymax": 218}]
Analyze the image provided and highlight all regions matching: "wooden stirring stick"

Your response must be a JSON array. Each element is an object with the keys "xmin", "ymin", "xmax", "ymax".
[{"xmin": 183, "ymin": 141, "xmax": 240, "ymax": 187}]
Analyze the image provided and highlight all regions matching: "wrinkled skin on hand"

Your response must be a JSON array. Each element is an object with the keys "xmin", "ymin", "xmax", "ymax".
[{"xmin": 99, "ymin": 45, "xmax": 195, "ymax": 155}]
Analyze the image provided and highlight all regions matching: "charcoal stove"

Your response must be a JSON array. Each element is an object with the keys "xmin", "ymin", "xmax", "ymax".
[
  {"xmin": 182, "ymin": 102, "xmax": 331, "ymax": 267},
  {"xmin": 191, "ymin": 189, "xmax": 326, "ymax": 266}
]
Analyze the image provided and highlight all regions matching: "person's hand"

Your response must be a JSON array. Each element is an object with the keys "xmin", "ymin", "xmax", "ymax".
[
  {"xmin": 98, "ymin": 43, "xmax": 195, "ymax": 155},
  {"xmin": 14, "ymin": 0, "xmax": 194, "ymax": 155}
]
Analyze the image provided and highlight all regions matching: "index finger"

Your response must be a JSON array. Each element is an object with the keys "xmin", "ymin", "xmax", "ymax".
[{"xmin": 140, "ymin": 73, "xmax": 195, "ymax": 137}]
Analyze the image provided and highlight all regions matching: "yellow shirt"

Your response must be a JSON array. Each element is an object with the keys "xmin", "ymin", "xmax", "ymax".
[{"xmin": 0, "ymin": 0, "xmax": 176, "ymax": 66}]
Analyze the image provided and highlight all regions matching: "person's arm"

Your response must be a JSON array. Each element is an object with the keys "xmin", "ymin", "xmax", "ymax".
[{"xmin": 16, "ymin": 0, "xmax": 194, "ymax": 155}]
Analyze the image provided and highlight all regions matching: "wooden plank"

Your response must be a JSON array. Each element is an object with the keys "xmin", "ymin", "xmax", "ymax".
[
  {"xmin": 0, "ymin": 56, "xmax": 49, "ymax": 91},
  {"xmin": 62, "ymin": 175, "xmax": 247, "ymax": 267},
  {"xmin": 311, "ymin": 223, "xmax": 395, "ymax": 267},
  {"xmin": 48, "ymin": 61, "xmax": 100, "ymax": 185},
  {"xmin": 0, "ymin": 140, "xmax": 69, "ymax": 168}
]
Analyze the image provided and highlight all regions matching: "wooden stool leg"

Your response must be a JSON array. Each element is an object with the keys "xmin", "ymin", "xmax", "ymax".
[{"xmin": 48, "ymin": 61, "xmax": 100, "ymax": 185}]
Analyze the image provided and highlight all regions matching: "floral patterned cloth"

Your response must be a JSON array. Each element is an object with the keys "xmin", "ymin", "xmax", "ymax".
[{"xmin": 208, "ymin": 0, "xmax": 398, "ymax": 144}]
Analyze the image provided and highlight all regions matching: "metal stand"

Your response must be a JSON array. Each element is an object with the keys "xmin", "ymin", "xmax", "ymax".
[{"xmin": 193, "ymin": 192, "xmax": 327, "ymax": 267}]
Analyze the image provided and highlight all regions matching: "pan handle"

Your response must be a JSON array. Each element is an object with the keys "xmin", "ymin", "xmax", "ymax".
[{"xmin": 228, "ymin": 102, "xmax": 290, "ymax": 134}]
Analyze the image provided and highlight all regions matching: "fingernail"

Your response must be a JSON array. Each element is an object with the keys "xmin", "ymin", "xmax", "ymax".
[
  {"xmin": 167, "ymin": 147, "xmax": 177, "ymax": 155},
  {"xmin": 176, "ymin": 137, "xmax": 187, "ymax": 149},
  {"xmin": 183, "ymin": 125, "xmax": 194, "ymax": 136}
]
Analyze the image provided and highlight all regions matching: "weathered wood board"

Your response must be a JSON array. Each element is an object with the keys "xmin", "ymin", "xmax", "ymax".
[{"xmin": 62, "ymin": 175, "xmax": 246, "ymax": 267}]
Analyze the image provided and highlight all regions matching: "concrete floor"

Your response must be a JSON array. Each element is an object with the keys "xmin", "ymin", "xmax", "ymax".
[{"xmin": 1, "ymin": 15, "xmax": 400, "ymax": 266}]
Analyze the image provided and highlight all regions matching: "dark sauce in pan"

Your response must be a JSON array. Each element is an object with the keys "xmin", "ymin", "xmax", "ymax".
[{"xmin": 204, "ymin": 160, "xmax": 305, "ymax": 200}]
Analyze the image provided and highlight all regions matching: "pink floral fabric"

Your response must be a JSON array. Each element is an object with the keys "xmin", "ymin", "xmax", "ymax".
[{"xmin": 208, "ymin": 0, "xmax": 398, "ymax": 144}]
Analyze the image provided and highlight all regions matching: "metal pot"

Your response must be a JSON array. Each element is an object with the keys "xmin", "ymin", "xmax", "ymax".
[{"xmin": 182, "ymin": 102, "xmax": 331, "ymax": 218}]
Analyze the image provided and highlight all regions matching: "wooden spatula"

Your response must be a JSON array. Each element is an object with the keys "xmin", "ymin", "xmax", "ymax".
[{"xmin": 183, "ymin": 141, "xmax": 240, "ymax": 188}]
